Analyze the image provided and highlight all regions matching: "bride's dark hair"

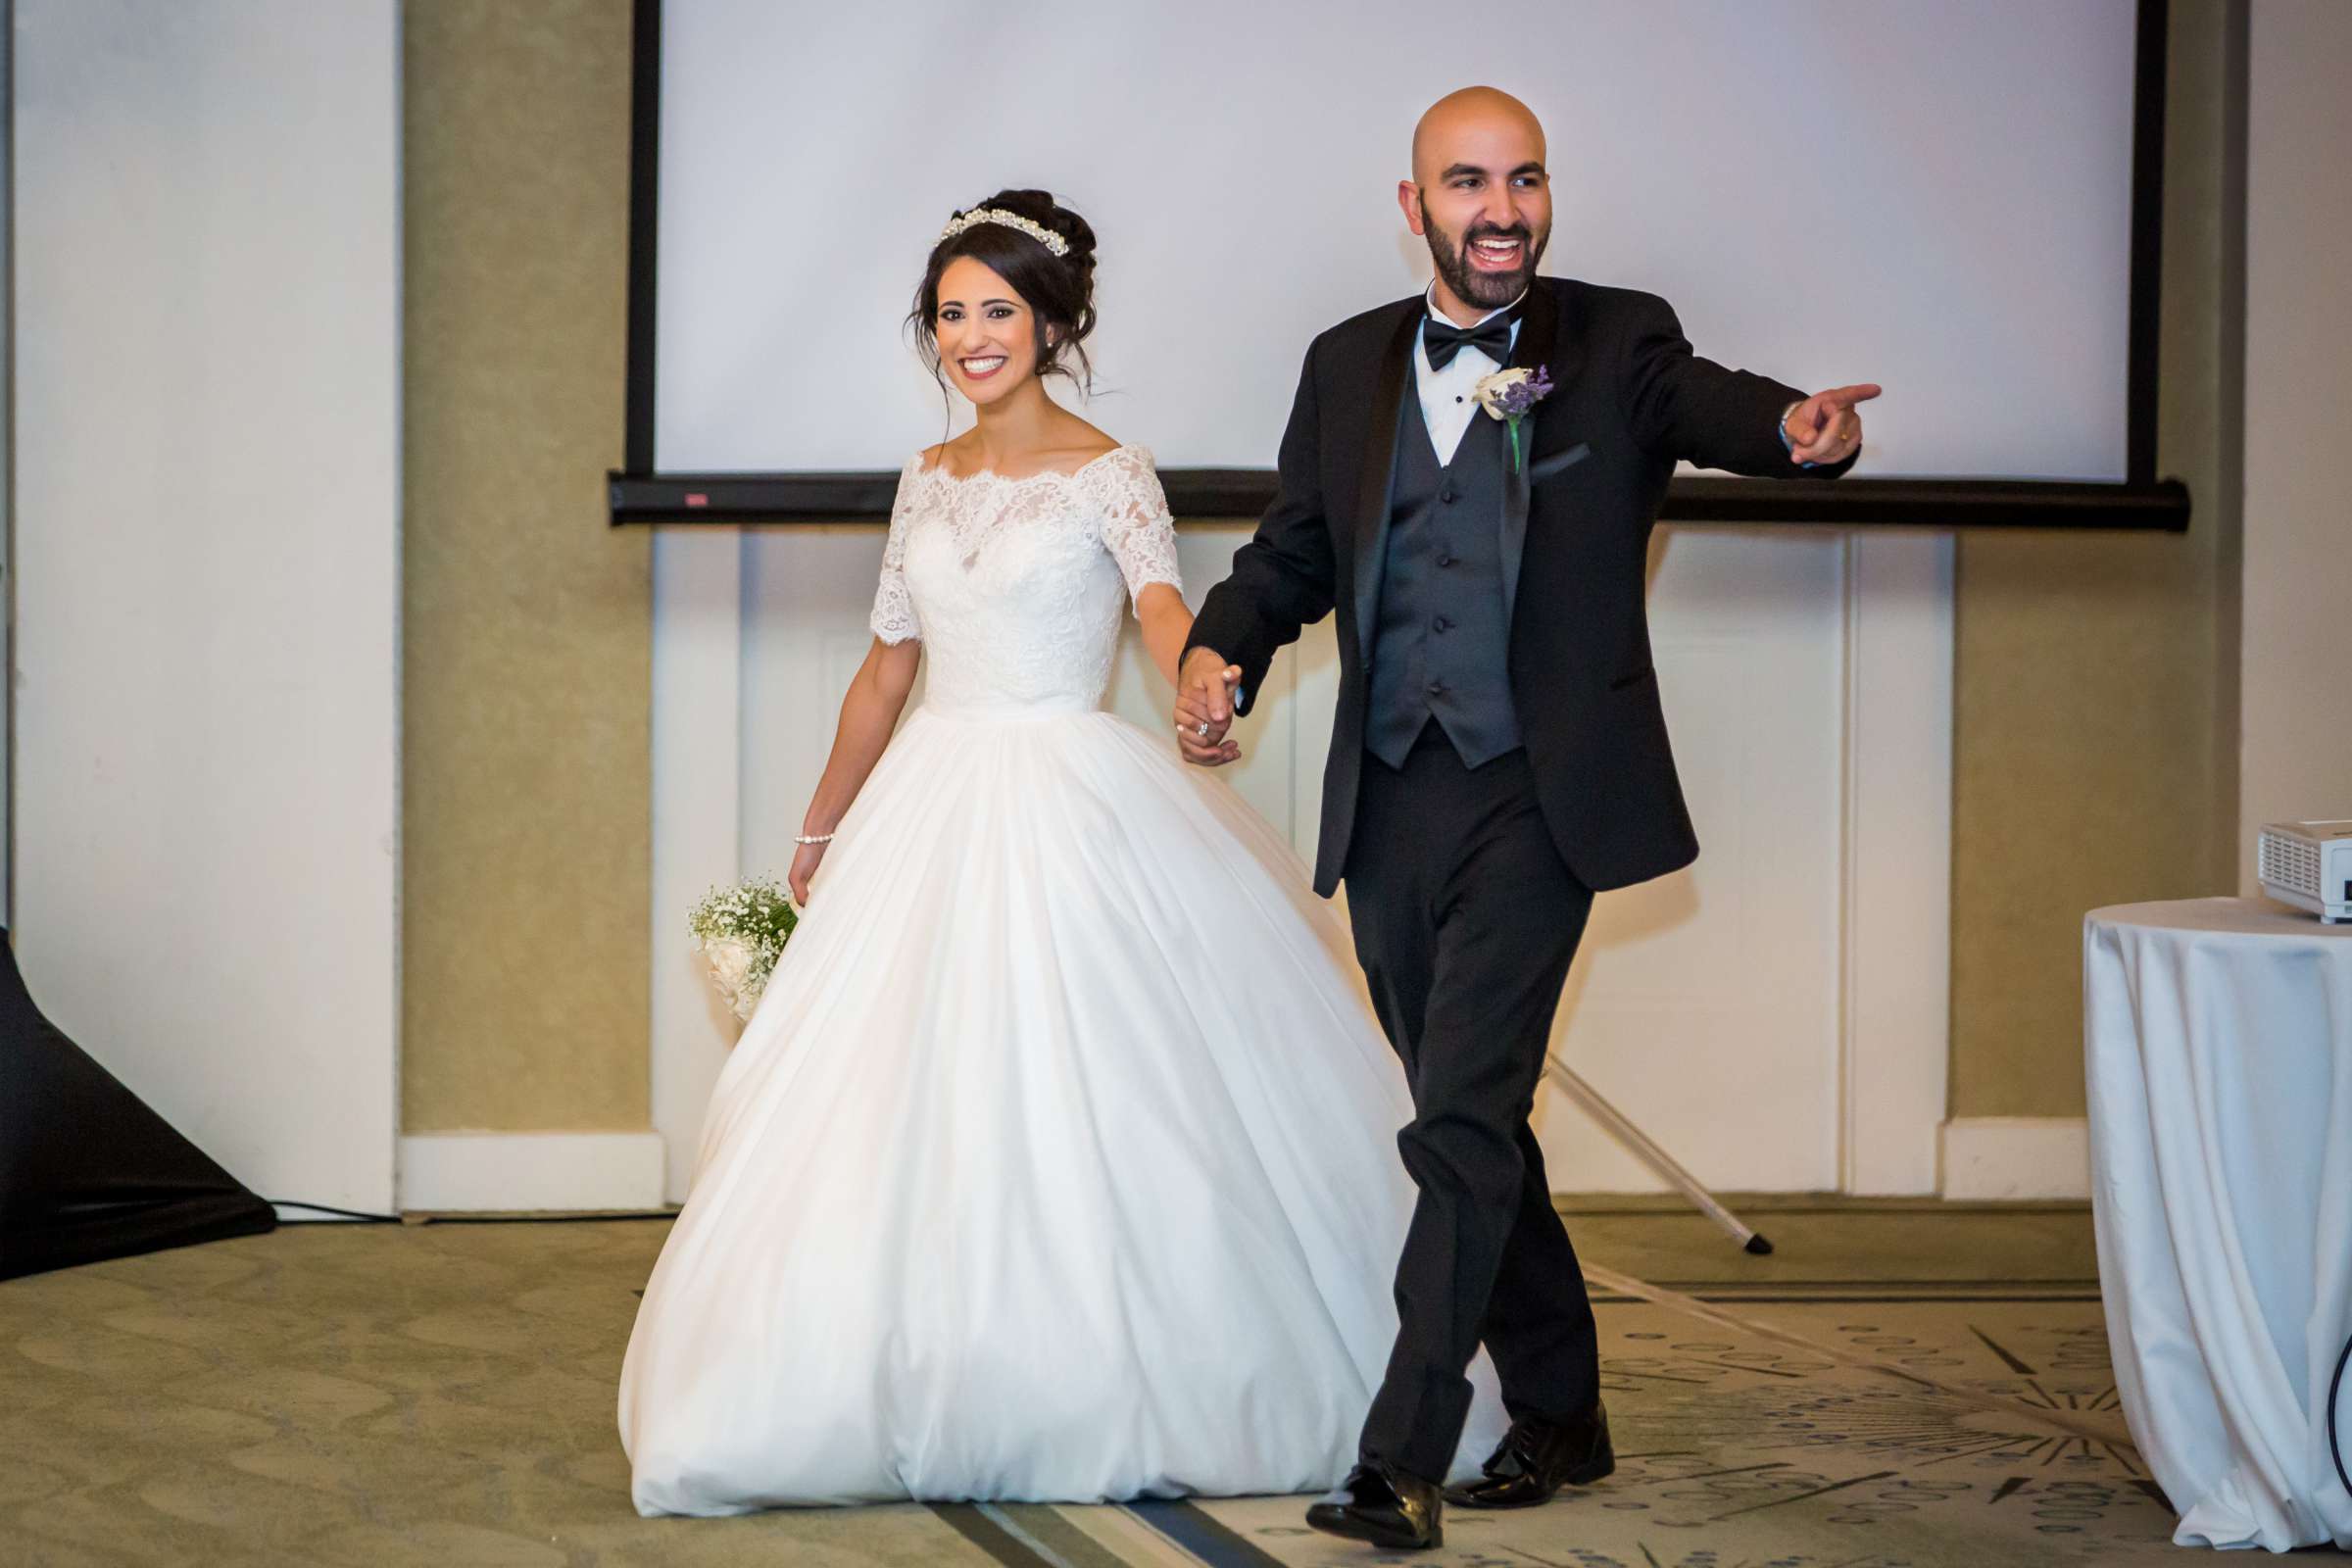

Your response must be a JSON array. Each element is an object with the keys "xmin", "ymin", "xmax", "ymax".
[{"xmin": 907, "ymin": 188, "xmax": 1099, "ymax": 395}]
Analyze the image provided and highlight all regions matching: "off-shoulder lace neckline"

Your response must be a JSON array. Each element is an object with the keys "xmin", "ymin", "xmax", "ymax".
[{"xmin": 914, "ymin": 443, "xmax": 1141, "ymax": 485}]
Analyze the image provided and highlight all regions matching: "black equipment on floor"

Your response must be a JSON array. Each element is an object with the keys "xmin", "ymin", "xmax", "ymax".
[{"xmin": 1, "ymin": 932, "xmax": 274, "ymax": 1281}]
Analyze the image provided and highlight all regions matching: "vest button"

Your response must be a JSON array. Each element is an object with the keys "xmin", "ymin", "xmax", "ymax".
[
  {"xmin": 1434, "ymin": 615, "xmax": 1453, "ymax": 633},
  {"xmin": 1439, "ymin": 488, "xmax": 1456, "ymax": 504},
  {"xmin": 1426, "ymin": 679, "xmax": 1447, "ymax": 697},
  {"xmin": 1436, "ymin": 553, "xmax": 1456, "ymax": 567}
]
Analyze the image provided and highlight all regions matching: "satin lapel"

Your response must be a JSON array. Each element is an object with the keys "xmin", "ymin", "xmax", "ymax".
[
  {"xmin": 1351, "ymin": 306, "xmax": 1423, "ymax": 665},
  {"xmin": 1498, "ymin": 282, "xmax": 1562, "ymax": 632}
]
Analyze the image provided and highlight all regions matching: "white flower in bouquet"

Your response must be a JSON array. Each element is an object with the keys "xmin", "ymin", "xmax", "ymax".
[
  {"xmin": 703, "ymin": 937, "xmax": 756, "ymax": 1010},
  {"xmin": 688, "ymin": 876, "xmax": 799, "ymax": 1024}
]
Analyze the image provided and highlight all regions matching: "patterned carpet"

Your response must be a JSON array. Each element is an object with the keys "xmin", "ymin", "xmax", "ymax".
[{"xmin": 0, "ymin": 1214, "xmax": 2211, "ymax": 1566}]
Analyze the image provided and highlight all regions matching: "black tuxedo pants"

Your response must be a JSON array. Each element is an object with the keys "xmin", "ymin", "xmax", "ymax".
[{"xmin": 1345, "ymin": 721, "xmax": 1599, "ymax": 1481}]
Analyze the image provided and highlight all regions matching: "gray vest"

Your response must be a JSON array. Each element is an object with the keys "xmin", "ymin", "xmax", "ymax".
[{"xmin": 1363, "ymin": 375, "xmax": 1523, "ymax": 769}]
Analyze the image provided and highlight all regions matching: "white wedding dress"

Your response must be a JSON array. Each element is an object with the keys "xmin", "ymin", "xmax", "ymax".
[{"xmin": 618, "ymin": 445, "xmax": 1504, "ymax": 1513}]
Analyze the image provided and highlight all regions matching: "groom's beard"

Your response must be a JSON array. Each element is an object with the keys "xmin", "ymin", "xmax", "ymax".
[{"xmin": 1424, "ymin": 220, "xmax": 1547, "ymax": 311}]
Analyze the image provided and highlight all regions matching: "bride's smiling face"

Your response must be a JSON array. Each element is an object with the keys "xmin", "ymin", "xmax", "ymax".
[{"xmin": 935, "ymin": 257, "xmax": 1045, "ymax": 407}]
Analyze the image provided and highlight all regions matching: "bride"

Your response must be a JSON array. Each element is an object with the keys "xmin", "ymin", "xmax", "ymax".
[{"xmin": 617, "ymin": 187, "xmax": 1503, "ymax": 1514}]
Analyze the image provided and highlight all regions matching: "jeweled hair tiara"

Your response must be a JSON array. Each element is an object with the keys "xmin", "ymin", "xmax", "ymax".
[{"xmin": 936, "ymin": 207, "xmax": 1070, "ymax": 258}]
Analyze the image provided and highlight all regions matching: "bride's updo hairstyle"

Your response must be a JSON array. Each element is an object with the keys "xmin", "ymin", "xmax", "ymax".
[{"xmin": 908, "ymin": 187, "xmax": 1100, "ymax": 394}]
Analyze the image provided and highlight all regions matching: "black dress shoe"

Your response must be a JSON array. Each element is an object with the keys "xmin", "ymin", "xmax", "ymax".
[
  {"xmin": 1444, "ymin": 1400, "xmax": 1614, "ymax": 1508},
  {"xmin": 1304, "ymin": 1460, "xmax": 1443, "ymax": 1550}
]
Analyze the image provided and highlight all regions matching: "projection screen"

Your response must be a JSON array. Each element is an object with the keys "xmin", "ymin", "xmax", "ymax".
[{"xmin": 621, "ymin": 0, "xmax": 2180, "ymax": 525}]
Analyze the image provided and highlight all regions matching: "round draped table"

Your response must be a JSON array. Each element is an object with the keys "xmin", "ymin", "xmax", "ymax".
[{"xmin": 2085, "ymin": 897, "xmax": 2352, "ymax": 1549}]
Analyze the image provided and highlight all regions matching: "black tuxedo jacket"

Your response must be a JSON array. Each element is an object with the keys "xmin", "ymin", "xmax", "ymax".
[{"xmin": 1186, "ymin": 276, "xmax": 1852, "ymax": 897}]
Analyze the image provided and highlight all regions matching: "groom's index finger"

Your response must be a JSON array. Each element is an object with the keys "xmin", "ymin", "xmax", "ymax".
[{"xmin": 1823, "ymin": 383, "xmax": 1883, "ymax": 410}]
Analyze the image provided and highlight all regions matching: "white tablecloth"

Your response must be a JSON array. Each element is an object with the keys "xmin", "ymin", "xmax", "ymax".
[{"xmin": 2086, "ymin": 897, "xmax": 2352, "ymax": 1550}]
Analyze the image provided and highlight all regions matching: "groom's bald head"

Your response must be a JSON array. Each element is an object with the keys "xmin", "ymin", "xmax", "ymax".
[
  {"xmin": 1402, "ymin": 86, "xmax": 1552, "ymax": 316},
  {"xmin": 1411, "ymin": 86, "xmax": 1546, "ymax": 187}
]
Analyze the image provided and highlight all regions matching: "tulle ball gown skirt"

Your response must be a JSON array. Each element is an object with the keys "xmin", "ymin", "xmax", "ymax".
[{"xmin": 618, "ymin": 701, "xmax": 1503, "ymax": 1512}]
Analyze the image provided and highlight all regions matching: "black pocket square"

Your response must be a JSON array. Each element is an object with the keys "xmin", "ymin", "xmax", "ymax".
[{"xmin": 1529, "ymin": 442, "xmax": 1592, "ymax": 484}]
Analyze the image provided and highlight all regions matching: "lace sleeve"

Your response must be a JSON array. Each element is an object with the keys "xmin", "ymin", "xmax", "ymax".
[
  {"xmin": 1078, "ymin": 446, "xmax": 1182, "ymax": 611},
  {"xmin": 868, "ymin": 456, "xmax": 923, "ymax": 644}
]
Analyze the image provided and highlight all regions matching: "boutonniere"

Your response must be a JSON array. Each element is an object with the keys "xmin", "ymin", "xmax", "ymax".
[{"xmin": 1472, "ymin": 366, "xmax": 1555, "ymax": 473}]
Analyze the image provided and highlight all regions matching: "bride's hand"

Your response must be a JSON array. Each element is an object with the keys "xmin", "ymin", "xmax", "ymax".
[{"xmin": 789, "ymin": 839, "xmax": 828, "ymax": 906}]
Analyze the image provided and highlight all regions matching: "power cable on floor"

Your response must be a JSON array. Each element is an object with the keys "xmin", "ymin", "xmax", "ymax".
[{"xmin": 266, "ymin": 1199, "xmax": 399, "ymax": 1222}]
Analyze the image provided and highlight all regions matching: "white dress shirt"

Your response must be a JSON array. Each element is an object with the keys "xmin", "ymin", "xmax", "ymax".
[{"xmin": 1415, "ymin": 284, "xmax": 1526, "ymax": 465}]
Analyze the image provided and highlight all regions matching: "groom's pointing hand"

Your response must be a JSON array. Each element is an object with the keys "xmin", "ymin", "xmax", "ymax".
[
  {"xmin": 1783, "ymin": 382, "xmax": 1881, "ymax": 467},
  {"xmin": 1175, "ymin": 647, "xmax": 1243, "ymax": 767}
]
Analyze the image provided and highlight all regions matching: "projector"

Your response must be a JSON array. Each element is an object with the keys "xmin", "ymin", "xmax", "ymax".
[{"xmin": 2257, "ymin": 820, "xmax": 2352, "ymax": 923}]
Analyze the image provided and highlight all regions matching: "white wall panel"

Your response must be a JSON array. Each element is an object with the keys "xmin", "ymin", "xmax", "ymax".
[
  {"xmin": 2239, "ymin": 1, "xmax": 2352, "ymax": 885},
  {"xmin": 12, "ymin": 0, "xmax": 399, "ymax": 1212},
  {"xmin": 657, "ymin": 519, "xmax": 1949, "ymax": 1197}
]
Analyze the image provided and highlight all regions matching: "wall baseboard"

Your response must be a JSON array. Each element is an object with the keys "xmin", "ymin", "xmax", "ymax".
[
  {"xmin": 398, "ymin": 1131, "xmax": 666, "ymax": 1213},
  {"xmin": 1939, "ymin": 1116, "xmax": 2090, "ymax": 1200}
]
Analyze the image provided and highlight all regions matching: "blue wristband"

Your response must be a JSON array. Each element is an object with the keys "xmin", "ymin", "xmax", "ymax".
[{"xmin": 1779, "ymin": 400, "xmax": 1817, "ymax": 469}]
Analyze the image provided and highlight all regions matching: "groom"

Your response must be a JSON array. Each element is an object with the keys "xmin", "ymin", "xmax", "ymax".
[{"xmin": 1176, "ymin": 87, "xmax": 1877, "ymax": 1550}]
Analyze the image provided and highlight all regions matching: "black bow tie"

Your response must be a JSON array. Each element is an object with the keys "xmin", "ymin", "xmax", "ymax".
[{"xmin": 1422, "ymin": 309, "xmax": 1518, "ymax": 371}]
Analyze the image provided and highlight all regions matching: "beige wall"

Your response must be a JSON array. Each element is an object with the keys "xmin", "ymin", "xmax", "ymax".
[
  {"xmin": 1948, "ymin": 0, "xmax": 2245, "ymax": 1119},
  {"xmin": 403, "ymin": 1, "xmax": 650, "ymax": 1133},
  {"xmin": 395, "ymin": 1, "xmax": 2251, "ymax": 1140},
  {"xmin": 2239, "ymin": 0, "xmax": 2352, "ymax": 869}
]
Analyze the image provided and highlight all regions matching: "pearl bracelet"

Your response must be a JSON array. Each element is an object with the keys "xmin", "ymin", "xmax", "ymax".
[{"xmin": 794, "ymin": 833, "xmax": 834, "ymax": 846}]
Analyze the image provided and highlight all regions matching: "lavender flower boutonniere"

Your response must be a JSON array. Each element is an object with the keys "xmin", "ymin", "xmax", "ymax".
[{"xmin": 1472, "ymin": 366, "xmax": 1555, "ymax": 473}]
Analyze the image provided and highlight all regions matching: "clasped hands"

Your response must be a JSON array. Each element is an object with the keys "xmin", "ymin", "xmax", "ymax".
[{"xmin": 1174, "ymin": 648, "xmax": 1244, "ymax": 767}]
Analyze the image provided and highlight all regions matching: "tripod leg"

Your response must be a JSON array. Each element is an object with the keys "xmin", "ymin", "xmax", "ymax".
[{"xmin": 1543, "ymin": 1055, "xmax": 1775, "ymax": 1255}]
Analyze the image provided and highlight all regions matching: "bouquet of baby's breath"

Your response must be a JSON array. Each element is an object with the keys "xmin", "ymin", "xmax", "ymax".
[{"xmin": 688, "ymin": 876, "xmax": 798, "ymax": 1022}]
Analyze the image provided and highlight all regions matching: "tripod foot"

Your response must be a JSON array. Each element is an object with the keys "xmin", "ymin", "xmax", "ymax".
[{"xmin": 1744, "ymin": 1234, "xmax": 1775, "ymax": 1256}]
